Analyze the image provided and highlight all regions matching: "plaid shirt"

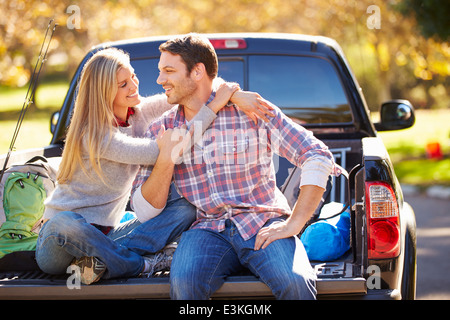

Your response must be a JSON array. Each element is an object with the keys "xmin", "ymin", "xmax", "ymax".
[{"xmin": 132, "ymin": 94, "xmax": 338, "ymax": 240}]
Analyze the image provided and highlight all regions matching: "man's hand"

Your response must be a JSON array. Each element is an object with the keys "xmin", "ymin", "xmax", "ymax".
[
  {"xmin": 254, "ymin": 219, "xmax": 301, "ymax": 250},
  {"xmin": 254, "ymin": 184, "xmax": 325, "ymax": 250}
]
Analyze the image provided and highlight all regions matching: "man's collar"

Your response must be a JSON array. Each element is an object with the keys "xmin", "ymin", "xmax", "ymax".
[
  {"xmin": 175, "ymin": 90, "xmax": 216, "ymax": 125},
  {"xmin": 206, "ymin": 90, "xmax": 216, "ymax": 105}
]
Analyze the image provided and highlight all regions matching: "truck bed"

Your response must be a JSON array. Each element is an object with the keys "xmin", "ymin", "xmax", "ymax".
[
  {"xmin": 0, "ymin": 259, "xmax": 366, "ymax": 299},
  {"xmin": 0, "ymin": 140, "xmax": 371, "ymax": 299}
]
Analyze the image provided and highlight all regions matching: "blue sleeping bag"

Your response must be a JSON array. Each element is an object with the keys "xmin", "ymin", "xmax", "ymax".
[{"xmin": 300, "ymin": 202, "xmax": 351, "ymax": 261}]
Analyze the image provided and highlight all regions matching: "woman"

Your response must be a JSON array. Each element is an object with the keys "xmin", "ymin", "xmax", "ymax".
[{"xmin": 36, "ymin": 48, "xmax": 273, "ymax": 284}]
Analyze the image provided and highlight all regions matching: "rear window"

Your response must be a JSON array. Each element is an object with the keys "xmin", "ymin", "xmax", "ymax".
[
  {"xmin": 131, "ymin": 58, "xmax": 162, "ymax": 96},
  {"xmin": 131, "ymin": 55, "xmax": 353, "ymax": 126},
  {"xmin": 248, "ymin": 55, "xmax": 352, "ymax": 125},
  {"xmin": 131, "ymin": 57, "xmax": 246, "ymax": 97}
]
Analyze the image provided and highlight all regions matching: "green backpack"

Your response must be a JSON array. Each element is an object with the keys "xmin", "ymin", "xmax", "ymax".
[{"xmin": 0, "ymin": 156, "xmax": 58, "ymax": 259}]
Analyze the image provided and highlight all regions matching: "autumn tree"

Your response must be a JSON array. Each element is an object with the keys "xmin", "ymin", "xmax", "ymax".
[{"xmin": 0, "ymin": 0, "xmax": 448, "ymax": 110}]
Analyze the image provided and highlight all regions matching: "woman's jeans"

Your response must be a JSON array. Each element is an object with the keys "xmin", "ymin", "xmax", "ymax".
[
  {"xmin": 36, "ymin": 197, "xmax": 196, "ymax": 279},
  {"xmin": 170, "ymin": 219, "xmax": 317, "ymax": 300}
]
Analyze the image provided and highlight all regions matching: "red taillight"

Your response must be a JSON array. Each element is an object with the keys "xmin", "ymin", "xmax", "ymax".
[
  {"xmin": 209, "ymin": 39, "xmax": 247, "ymax": 50},
  {"xmin": 366, "ymin": 182, "xmax": 400, "ymax": 259}
]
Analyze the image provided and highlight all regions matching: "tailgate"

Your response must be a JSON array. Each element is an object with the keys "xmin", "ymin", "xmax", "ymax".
[
  {"xmin": 312, "ymin": 261, "xmax": 366, "ymax": 297},
  {"xmin": 0, "ymin": 262, "xmax": 366, "ymax": 299}
]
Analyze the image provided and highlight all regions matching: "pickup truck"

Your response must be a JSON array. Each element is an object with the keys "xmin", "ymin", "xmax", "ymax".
[{"xmin": 0, "ymin": 33, "xmax": 416, "ymax": 300}]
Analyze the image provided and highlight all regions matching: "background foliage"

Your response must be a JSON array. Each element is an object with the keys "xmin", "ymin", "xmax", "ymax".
[{"xmin": 0, "ymin": 0, "xmax": 449, "ymax": 111}]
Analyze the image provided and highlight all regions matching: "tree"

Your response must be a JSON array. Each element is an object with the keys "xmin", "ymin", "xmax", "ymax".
[
  {"xmin": 394, "ymin": 0, "xmax": 450, "ymax": 41},
  {"xmin": 1, "ymin": 0, "xmax": 448, "ymax": 110}
]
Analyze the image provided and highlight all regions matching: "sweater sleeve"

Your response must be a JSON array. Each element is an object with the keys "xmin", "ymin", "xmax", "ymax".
[
  {"xmin": 187, "ymin": 104, "xmax": 217, "ymax": 132},
  {"xmin": 139, "ymin": 94, "xmax": 176, "ymax": 123},
  {"xmin": 98, "ymin": 130, "xmax": 160, "ymax": 165}
]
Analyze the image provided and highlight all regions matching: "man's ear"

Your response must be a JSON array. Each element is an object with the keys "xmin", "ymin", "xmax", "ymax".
[{"xmin": 191, "ymin": 62, "xmax": 206, "ymax": 81}]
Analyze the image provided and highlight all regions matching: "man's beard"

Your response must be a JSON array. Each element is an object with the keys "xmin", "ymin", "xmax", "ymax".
[{"xmin": 166, "ymin": 78, "xmax": 197, "ymax": 106}]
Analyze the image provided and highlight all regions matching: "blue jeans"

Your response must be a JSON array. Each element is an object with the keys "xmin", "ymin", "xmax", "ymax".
[
  {"xmin": 170, "ymin": 219, "xmax": 317, "ymax": 300},
  {"xmin": 36, "ymin": 197, "xmax": 196, "ymax": 279}
]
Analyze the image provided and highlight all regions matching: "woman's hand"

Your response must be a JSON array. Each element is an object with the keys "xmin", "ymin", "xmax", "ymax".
[
  {"xmin": 231, "ymin": 91, "xmax": 276, "ymax": 124},
  {"xmin": 156, "ymin": 124, "xmax": 192, "ymax": 164},
  {"xmin": 207, "ymin": 82, "xmax": 240, "ymax": 113}
]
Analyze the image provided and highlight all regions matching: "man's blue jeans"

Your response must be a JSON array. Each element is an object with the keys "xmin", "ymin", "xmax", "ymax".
[
  {"xmin": 170, "ymin": 219, "xmax": 317, "ymax": 300},
  {"xmin": 36, "ymin": 197, "xmax": 196, "ymax": 279}
]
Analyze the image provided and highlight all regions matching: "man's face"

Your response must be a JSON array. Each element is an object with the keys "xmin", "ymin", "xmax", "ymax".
[{"xmin": 157, "ymin": 51, "xmax": 197, "ymax": 105}]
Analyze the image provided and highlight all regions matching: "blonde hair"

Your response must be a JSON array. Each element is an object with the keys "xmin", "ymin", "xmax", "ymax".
[{"xmin": 57, "ymin": 48, "xmax": 131, "ymax": 184}]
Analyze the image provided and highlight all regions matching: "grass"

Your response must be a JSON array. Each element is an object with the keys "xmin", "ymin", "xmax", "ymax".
[
  {"xmin": 376, "ymin": 109, "xmax": 450, "ymax": 187},
  {"xmin": 393, "ymin": 158, "xmax": 450, "ymax": 187},
  {"xmin": 0, "ymin": 81, "xmax": 69, "ymax": 112},
  {"xmin": 0, "ymin": 81, "xmax": 69, "ymax": 152},
  {"xmin": 1, "ymin": 81, "xmax": 449, "ymax": 186},
  {"xmin": 0, "ymin": 113, "xmax": 55, "ymax": 153},
  {"xmin": 376, "ymin": 109, "xmax": 450, "ymax": 160}
]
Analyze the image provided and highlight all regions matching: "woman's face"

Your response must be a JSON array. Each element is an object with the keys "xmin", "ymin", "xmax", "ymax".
[{"xmin": 113, "ymin": 65, "xmax": 141, "ymax": 118}]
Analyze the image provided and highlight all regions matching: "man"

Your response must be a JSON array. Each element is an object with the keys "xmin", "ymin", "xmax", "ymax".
[{"xmin": 132, "ymin": 33, "xmax": 340, "ymax": 299}]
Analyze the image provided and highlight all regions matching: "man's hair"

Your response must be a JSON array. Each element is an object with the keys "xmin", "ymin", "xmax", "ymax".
[{"xmin": 159, "ymin": 33, "xmax": 218, "ymax": 80}]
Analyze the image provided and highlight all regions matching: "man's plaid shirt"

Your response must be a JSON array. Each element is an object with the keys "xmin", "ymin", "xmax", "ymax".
[{"xmin": 132, "ymin": 96, "xmax": 339, "ymax": 241}]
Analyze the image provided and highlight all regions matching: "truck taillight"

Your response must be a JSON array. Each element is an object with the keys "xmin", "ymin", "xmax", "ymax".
[
  {"xmin": 209, "ymin": 39, "xmax": 247, "ymax": 49},
  {"xmin": 365, "ymin": 181, "xmax": 400, "ymax": 259}
]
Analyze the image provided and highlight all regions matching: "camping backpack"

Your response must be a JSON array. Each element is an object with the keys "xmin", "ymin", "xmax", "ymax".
[{"xmin": 0, "ymin": 156, "xmax": 58, "ymax": 259}]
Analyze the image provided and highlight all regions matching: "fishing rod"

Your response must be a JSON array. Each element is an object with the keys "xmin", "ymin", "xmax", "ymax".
[{"xmin": 0, "ymin": 19, "xmax": 57, "ymax": 181}]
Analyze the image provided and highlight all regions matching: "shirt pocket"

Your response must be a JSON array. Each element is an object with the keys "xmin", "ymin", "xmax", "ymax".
[{"xmin": 221, "ymin": 138, "xmax": 249, "ymax": 165}]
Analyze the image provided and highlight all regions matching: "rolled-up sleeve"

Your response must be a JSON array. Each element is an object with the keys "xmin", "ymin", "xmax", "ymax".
[
  {"xmin": 299, "ymin": 154, "xmax": 334, "ymax": 189},
  {"xmin": 131, "ymin": 185, "xmax": 164, "ymax": 222}
]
